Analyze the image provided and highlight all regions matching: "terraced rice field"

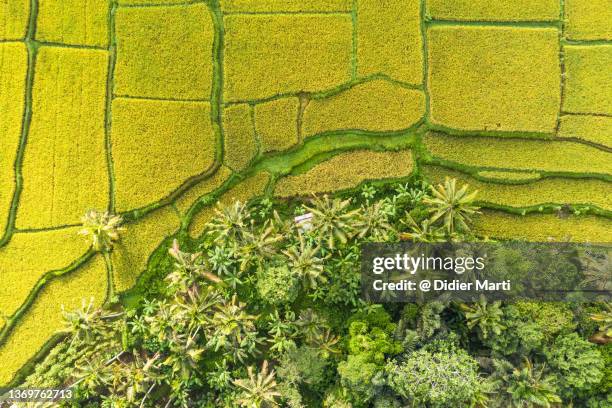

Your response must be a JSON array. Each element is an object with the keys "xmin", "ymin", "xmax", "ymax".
[{"xmin": 0, "ymin": 0, "xmax": 610, "ymax": 386}]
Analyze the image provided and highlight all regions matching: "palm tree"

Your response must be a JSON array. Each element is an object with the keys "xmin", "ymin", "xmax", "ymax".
[
  {"xmin": 304, "ymin": 195, "xmax": 360, "ymax": 249},
  {"xmin": 163, "ymin": 332, "xmax": 204, "ymax": 380},
  {"xmin": 423, "ymin": 177, "xmax": 480, "ymax": 235},
  {"xmin": 166, "ymin": 240, "xmax": 222, "ymax": 302},
  {"xmin": 505, "ymin": 359, "xmax": 561, "ymax": 407},
  {"xmin": 309, "ymin": 328, "xmax": 340, "ymax": 358},
  {"xmin": 353, "ymin": 200, "xmax": 396, "ymax": 241},
  {"xmin": 62, "ymin": 297, "xmax": 102, "ymax": 345},
  {"xmin": 283, "ymin": 234, "xmax": 326, "ymax": 289},
  {"xmin": 78, "ymin": 209, "xmax": 125, "ymax": 252},
  {"xmin": 208, "ymin": 295, "xmax": 261, "ymax": 363},
  {"xmin": 589, "ymin": 303, "xmax": 612, "ymax": 344},
  {"xmin": 206, "ymin": 200, "xmax": 251, "ymax": 244},
  {"xmin": 238, "ymin": 220, "xmax": 284, "ymax": 271},
  {"xmin": 233, "ymin": 360, "xmax": 281, "ymax": 407},
  {"xmin": 399, "ymin": 214, "xmax": 446, "ymax": 242},
  {"xmin": 460, "ymin": 296, "xmax": 505, "ymax": 340}
]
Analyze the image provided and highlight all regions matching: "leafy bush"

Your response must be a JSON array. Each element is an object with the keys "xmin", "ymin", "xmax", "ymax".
[{"xmin": 385, "ymin": 346, "xmax": 482, "ymax": 407}]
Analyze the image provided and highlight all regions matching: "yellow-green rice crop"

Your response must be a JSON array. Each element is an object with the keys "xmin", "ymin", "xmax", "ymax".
[
  {"xmin": 357, "ymin": 0, "xmax": 422, "ymax": 84},
  {"xmin": 117, "ymin": 0, "xmax": 189, "ymax": 4},
  {"xmin": 0, "ymin": 0, "xmax": 29, "ymax": 40},
  {"xmin": 223, "ymin": 15, "xmax": 352, "ymax": 101},
  {"xmin": 223, "ymin": 104, "xmax": 258, "ymax": 171},
  {"xmin": 424, "ymin": 133, "xmax": 612, "ymax": 175},
  {"xmin": 254, "ymin": 97, "xmax": 299, "ymax": 152},
  {"xmin": 427, "ymin": 0, "xmax": 559, "ymax": 21},
  {"xmin": 114, "ymin": 4, "xmax": 214, "ymax": 99},
  {"xmin": 559, "ymin": 114, "xmax": 611, "ymax": 147},
  {"xmin": 112, "ymin": 99, "xmax": 216, "ymax": 212},
  {"xmin": 16, "ymin": 47, "xmax": 109, "ymax": 229},
  {"xmin": 275, "ymin": 150, "xmax": 414, "ymax": 197},
  {"xmin": 188, "ymin": 172, "xmax": 271, "ymax": 238},
  {"xmin": 0, "ymin": 228, "xmax": 89, "ymax": 321},
  {"xmin": 565, "ymin": 0, "xmax": 612, "ymax": 41},
  {"xmin": 423, "ymin": 166, "xmax": 612, "ymax": 210},
  {"xmin": 563, "ymin": 45, "xmax": 612, "ymax": 115},
  {"xmin": 0, "ymin": 256, "xmax": 107, "ymax": 385},
  {"xmin": 220, "ymin": 0, "xmax": 351, "ymax": 12},
  {"xmin": 475, "ymin": 210, "xmax": 612, "ymax": 242},
  {"xmin": 175, "ymin": 166, "xmax": 233, "ymax": 216},
  {"xmin": 302, "ymin": 80, "xmax": 425, "ymax": 137},
  {"xmin": 37, "ymin": 0, "xmax": 108, "ymax": 47},
  {"xmin": 0, "ymin": 43, "xmax": 27, "ymax": 235},
  {"xmin": 477, "ymin": 170, "xmax": 541, "ymax": 182},
  {"xmin": 427, "ymin": 26, "xmax": 560, "ymax": 133},
  {"xmin": 112, "ymin": 207, "xmax": 180, "ymax": 292}
]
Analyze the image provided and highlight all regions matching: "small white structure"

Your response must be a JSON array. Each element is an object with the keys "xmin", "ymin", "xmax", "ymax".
[{"xmin": 294, "ymin": 213, "xmax": 313, "ymax": 232}]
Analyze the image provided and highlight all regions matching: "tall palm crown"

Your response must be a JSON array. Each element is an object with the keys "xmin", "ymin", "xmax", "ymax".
[
  {"xmin": 424, "ymin": 177, "xmax": 480, "ymax": 234},
  {"xmin": 78, "ymin": 209, "xmax": 125, "ymax": 252},
  {"xmin": 304, "ymin": 195, "xmax": 360, "ymax": 249},
  {"xmin": 233, "ymin": 360, "xmax": 281, "ymax": 407}
]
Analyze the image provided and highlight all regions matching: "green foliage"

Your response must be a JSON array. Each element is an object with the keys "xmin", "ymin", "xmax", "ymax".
[
  {"xmin": 337, "ymin": 354, "xmax": 383, "ymax": 406},
  {"xmin": 590, "ymin": 302, "xmax": 612, "ymax": 339},
  {"xmin": 594, "ymin": 344, "xmax": 612, "ymax": 394},
  {"xmin": 78, "ymin": 210, "xmax": 125, "ymax": 252},
  {"xmin": 417, "ymin": 301, "xmax": 446, "ymax": 339},
  {"xmin": 233, "ymin": 360, "xmax": 281, "ymax": 407},
  {"xmin": 460, "ymin": 296, "xmax": 505, "ymax": 340},
  {"xmin": 256, "ymin": 263, "xmax": 299, "ymax": 305},
  {"xmin": 277, "ymin": 346, "xmax": 328, "ymax": 390},
  {"xmin": 493, "ymin": 358, "xmax": 561, "ymax": 408},
  {"xmin": 485, "ymin": 302, "xmax": 576, "ymax": 355},
  {"xmin": 304, "ymin": 195, "xmax": 360, "ymax": 249},
  {"xmin": 424, "ymin": 177, "xmax": 480, "ymax": 235},
  {"xmin": 337, "ymin": 308, "xmax": 402, "ymax": 405},
  {"xmin": 385, "ymin": 345, "xmax": 482, "ymax": 407},
  {"xmin": 544, "ymin": 333, "xmax": 604, "ymax": 398},
  {"xmin": 19, "ymin": 180, "xmax": 612, "ymax": 407}
]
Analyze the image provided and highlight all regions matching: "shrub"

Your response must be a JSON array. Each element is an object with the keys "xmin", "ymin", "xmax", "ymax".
[
  {"xmin": 385, "ymin": 346, "xmax": 482, "ymax": 407},
  {"xmin": 544, "ymin": 333, "xmax": 604, "ymax": 398},
  {"xmin": 256, "ymin": 263, "xmax": 299, "ymax": 305}
]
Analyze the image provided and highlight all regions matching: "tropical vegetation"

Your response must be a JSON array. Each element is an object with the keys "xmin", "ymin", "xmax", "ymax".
[{"xmin": 17, "ymin": 178, "xmax": 611, "ymax": 407}]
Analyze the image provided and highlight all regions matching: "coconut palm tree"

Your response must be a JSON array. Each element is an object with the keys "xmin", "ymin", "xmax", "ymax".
[
  {"xmin": 238, "ymin": 220, "xmax": 284, "ymax": 271},
  {"xmin": 78, "ymin": 210, "xmax": 125, "ymax": 252},
  {"xmin": 504, "ymin": 359, "xmax": 561, "ymax": 407},
  {"xmin": 206, "ymin": 200, "xmax": 251, "ymax": 244},
  {"xmin": 233, "ymin": 360, "xmax": 281, "ymax": 407},
  {"xmin": 283, "ymin": 233, "xmax": 325, "ymax": 289},
  {"xmin": 353, "ymin": 200, "xmax": 396, "ymax": 241},
  {"xmin": 424, "ymin": 177, "xmax": 480, "ymax": 234},
  {"xmin": 460, "ymin": 296, "xmax": 505, "ymax": 340},
  {"xmin": 208, "ymin": 295, "xmax": 261, "ymax": 363},
  {"xmin": 163, "ymin": 332, "xmax": 204, "ymax": 380},
  {"xmin": 62, "ymin": 297, "xmax": 105, "ymax": 345},
  {"xmin": 399, "ymin": 214, "xmax": 446, "ymax": 242},
  {"xmin": 304, "ymin": 195, "xmax": 360, "ymax": 249}
]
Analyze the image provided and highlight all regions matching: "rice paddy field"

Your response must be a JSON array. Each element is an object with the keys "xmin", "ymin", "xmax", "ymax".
[{"xmin": 0, "ymin": 0, "xmax": 610, "ymax": 388}]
